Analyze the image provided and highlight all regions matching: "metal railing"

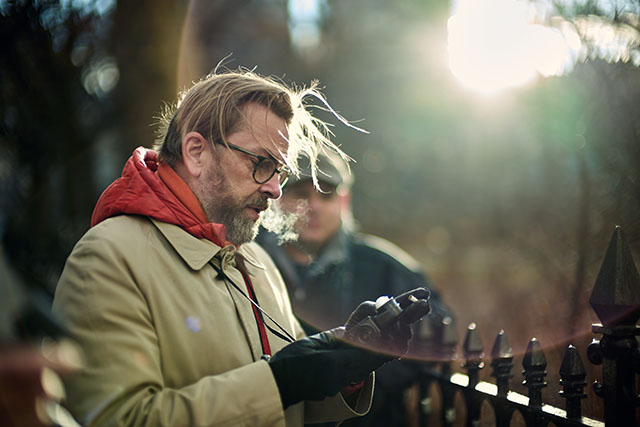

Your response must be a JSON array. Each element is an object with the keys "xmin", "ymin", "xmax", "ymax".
[{"xmin": 414, "ymin": 226, "xmax": 640, "ymax": 427}]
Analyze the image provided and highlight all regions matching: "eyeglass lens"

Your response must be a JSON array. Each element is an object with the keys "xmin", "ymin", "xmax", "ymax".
[{"xmin": 254, "ymin": 159, "xmax": 289, "ymax": 185}]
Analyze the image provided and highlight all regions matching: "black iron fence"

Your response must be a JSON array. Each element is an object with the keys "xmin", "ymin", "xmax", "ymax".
[{"xmin": 414, "ymin": 226, "xmax": 640, "ymax": 427}]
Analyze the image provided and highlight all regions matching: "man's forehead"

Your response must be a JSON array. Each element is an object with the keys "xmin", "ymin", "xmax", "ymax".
[
  {"xmin": 256, "ymin": 137, "xmax": 289, "ymax": 164},
  {"xmin": 240, "ymin": 102, "xmax": 287, "ymax": 131},
  {"xmin": 238, "ymin": 103, "xmax": 290, "ymax": 161}
]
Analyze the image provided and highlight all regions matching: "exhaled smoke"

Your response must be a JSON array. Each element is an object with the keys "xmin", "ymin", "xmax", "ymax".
[{"xmin": 261, "ymin": 199, "xmax": 309, "ymax": 245}]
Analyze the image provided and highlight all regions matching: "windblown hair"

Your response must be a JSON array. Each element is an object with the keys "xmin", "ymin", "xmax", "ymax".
[{"xmin": 154, "ymin": 68, "xmax": 360, "ymax": 185}]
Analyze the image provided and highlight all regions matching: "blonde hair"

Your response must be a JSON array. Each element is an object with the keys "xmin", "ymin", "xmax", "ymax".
[{"xmin": 154, "ymin": 68, "xmax": 361, "ymax": 185}]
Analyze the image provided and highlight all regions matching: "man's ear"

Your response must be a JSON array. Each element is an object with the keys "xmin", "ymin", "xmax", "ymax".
[{"xmin": 181, "ymin": 131, "xmax": 209, "ymax": 178}]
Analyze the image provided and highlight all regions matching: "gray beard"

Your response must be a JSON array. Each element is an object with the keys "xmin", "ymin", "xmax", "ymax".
[
  {"xmin": 211, "ymin": 190, "xmax": 270, "ymax": 246},
  {"xmin": 218, "ymin": 205, "xmax": 261, "ymax": 246},
  {"xmin": 199, "ymin": 161, "xmax": 266, "ymax": 246}
]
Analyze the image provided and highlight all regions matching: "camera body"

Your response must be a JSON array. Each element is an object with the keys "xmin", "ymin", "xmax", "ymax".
[{"xmin": 344, "ymin": 296, "xmax": 403, "ymax": 347}]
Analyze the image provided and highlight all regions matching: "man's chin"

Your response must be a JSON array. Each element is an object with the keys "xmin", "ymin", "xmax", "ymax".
[
  {"xmin": 227, "ymin": 220, "xmax": 260, "ymax": 246},
  {"xmin": 223, "ymin": 214, "xmax": 262, "ymax": 246}
]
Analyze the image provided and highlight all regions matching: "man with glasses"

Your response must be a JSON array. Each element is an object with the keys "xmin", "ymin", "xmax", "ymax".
[{"xmin": 52, "ymin": 69, "xmax": 430, "ymax": 426}]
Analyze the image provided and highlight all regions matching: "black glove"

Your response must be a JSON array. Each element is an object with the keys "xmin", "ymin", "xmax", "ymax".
[
  {"xmin": 268, "ymin": 288, "xmax": 430, "ymax": 409},
  {"xmin": 268, "ymin": 329, "xmax": 375, "ymax": 409},
  {"xmin": 345, "ymin": 287, "xmax": 431, "ymax": 357}
]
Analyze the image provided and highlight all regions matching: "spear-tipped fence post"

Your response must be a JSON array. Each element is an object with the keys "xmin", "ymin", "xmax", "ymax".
[
  {"xmin": 463, "ymin": 323, "xmax": 484, "ymax": 427},
  {"xmin": 415, "ymin": 314, "xmax": 458, "ymax": 427},
  {"xmin": 463, "ymin": 323, "xmax": 485, "ymax": 386},
  {"xmin": 415, "ymin": 314, "xmax": 435, "ymax": 427},
  {"xmin": 587, "ymin": 226, "xmax": 640, "ymax": 426},
  {"xmin": 559, "ymin": 344, "xmax": 587, "ymax": 420},
  {"xmin": 490, "ymin": 330, "xmax": 514, "ymax": 427},
  {"xmin": 522, "ymin": 337, "xmax": 547, "ymax": 426},
  {"xmin": 522, "ymin": 337, "xmax": 547, "ymax": 408},
  {"xmin": 439, "ymin": 316, "xmax": 458, "ymax": 427},
  {"xmin": 491, "ymin": 330, "xmax": 513, "ymax": 396}
]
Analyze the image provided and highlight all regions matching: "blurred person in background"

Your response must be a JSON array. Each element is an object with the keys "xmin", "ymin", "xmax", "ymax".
[
  {"xmin": 51, "ymin": 69, "xmax": 430, "ymax": 426},
  {"xmin": 257, "ymin": 153, "xmax": 454, "ymax": 426}
]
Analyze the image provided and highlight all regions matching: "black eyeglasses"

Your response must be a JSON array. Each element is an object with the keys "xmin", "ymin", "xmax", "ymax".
[{"xmin": 216, "ymin": 141, "xmax": 291, "ymax": 186}]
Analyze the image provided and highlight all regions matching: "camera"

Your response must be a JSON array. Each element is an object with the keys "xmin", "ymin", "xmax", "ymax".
[{"xmin": 344, "ymin": 296, "xmax": 405, "ymax": 347}]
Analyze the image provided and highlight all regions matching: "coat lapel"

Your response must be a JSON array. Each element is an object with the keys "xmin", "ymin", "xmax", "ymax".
[{"xmin": 150, "ymin": 218, "xmax": 264, "ymax": 359}]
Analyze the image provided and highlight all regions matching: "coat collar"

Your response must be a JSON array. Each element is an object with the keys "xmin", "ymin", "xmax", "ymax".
[
  {"xmin": 151, "ymin": 218, "xmax": 220, "ymax": 270},
  {"xmin": 150, "ymin": 218, "xmax": 266, "ymax": 273}
]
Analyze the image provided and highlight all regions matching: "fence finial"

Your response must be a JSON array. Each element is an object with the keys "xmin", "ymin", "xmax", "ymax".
[
  {"xmin": 441, "ymin": 316, "xmax": 458, "ymax": 360},
  {"xmin": 589, "ymin": 225, "xmax": 640, "ymax": 327},
  {"xmin": 559, "ymin": 344, "xmax": 587, "ymax": 420},
  {"xmin": 463, "ymin": 322, "xmax": 485, "ymax": 386},
  {"xmin": 523, "ymin": 337, "xmax": 547, "ymax": 408},
  {"xmin": 491, "ymin": 330, "xmax": 513, "ymax": 397},
  {"xmin": 462, "ymin": 323, "xmax": 484, "ymax": 426},
  {"xmin": 589, "ymin": 226, "xmax": 640, "ymax": 426},
  {"xmin": 463, "ymin": 323, "xmax": 484, "ymax": 357}
]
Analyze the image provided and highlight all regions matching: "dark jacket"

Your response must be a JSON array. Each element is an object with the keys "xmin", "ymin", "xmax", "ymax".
[{"xmin": 257, "ymin": 228, "xmax": 455, "ymax": 426}]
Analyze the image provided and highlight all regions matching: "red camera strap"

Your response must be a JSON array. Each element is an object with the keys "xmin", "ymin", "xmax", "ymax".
[{"xmin": 236, "ymin": 257, "xmax": 272, "ymax": 357}]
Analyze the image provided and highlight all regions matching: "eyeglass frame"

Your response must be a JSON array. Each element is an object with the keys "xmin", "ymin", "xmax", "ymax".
[{"xmin": 214, "ymin": 140, "xmax": 291, "ymax": 186}]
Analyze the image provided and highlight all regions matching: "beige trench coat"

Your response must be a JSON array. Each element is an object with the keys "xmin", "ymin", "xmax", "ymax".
[{"xmin": 52, "ymin": 215, "xmax": 373, "ymax": 426}]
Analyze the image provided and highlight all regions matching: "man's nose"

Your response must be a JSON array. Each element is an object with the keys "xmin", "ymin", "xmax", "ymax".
[{"xmin": 259, "ymin": 174, "xmax": 283, "ymax": 200}]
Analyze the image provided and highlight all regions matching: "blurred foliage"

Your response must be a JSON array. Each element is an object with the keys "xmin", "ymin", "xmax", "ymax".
[
  {"xmin": 1, "ymin": 0, "xmax": 110, "ymax": 293},
  {"xmin": 0, "ymin": 3, "xmax": 639, "ymax": 417}
]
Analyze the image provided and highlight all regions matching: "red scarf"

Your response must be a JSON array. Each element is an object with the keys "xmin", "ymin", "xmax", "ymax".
[{"xmin": 91, "ymin": 147, "xmax": 231, "ymax": 247}]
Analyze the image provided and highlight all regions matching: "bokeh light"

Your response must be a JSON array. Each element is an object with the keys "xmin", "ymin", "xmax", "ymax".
[
  {"xmin": 447, "ymin": 0, "xmax": 579, "ymax": 93},
  {"xmin": 447, "ymin": 0, "xmax": 640, "ymax": 93}
]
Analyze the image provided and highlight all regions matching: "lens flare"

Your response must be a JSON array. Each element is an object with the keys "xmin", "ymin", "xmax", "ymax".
[{"xmin": 447, "ymin": 0, "xmax": 579, "ymax": 93}]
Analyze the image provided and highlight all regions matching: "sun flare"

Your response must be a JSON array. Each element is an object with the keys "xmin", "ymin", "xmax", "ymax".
[{"xmin": 447, "ymin": 0, "xmax": 580, "ymax": 94}]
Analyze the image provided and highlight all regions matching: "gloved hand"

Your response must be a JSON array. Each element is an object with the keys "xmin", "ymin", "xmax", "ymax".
[
  {"xmin": 345, "ymin": 287, "xmax": 431, "ymax": 358},
  {"xmin": 268, "ymin": 329, "xmax": 375, "ymax": 409},
  {"xmin": 268, "ymin": 288, "xmax": 430, "ymax": 409}
]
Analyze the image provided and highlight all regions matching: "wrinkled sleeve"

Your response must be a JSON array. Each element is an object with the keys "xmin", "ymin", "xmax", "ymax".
[{"xmin": 52, "ymin": 233, "xmax": 284, "ymax": 427}]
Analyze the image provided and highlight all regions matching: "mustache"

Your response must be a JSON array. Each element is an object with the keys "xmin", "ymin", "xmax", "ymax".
[{"xmin": 247, "ymin": 195, "xmax": 270, "ymax": 210}]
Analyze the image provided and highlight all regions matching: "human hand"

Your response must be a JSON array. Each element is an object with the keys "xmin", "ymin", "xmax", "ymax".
[
  {"xmin": 268, "ymin": 329, "xmax": 374, "ymax": 408},
  {"xmin": 268, "ymin": 288, "xmax": 430, "ymax": 409},
  {"xmin": 344, "ymin": 287, "xmax": 431, "ymax": 357}
]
